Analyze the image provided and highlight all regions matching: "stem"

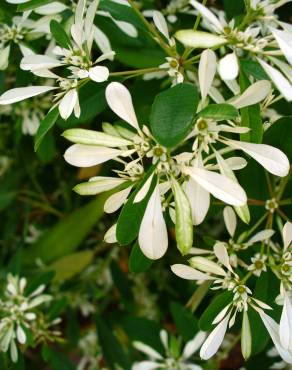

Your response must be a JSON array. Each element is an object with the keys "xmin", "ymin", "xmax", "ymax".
[
  {"xmin": 193, "ymin": 0, "xmax": 208, "ymax": 30},
  {"xmin": 265, "ymin": 171, "xmax": 273, "ymax": 198},
  {"xmin": 239, "ymin": 212, "xmax": 268, "ymax": 242},
  {"xmin": 276, "ymin": 172, "xmax": 290, "ymax": 201},
  {"xmin": 127, "ymin": 0, "xmax": 173, "ymax": 56},
  {"xmin": 185, "ymin": 281, "xmax": 212, "ymax": 313},
  {"xmin": 110, "ymin": 67, "xmax": 162, "ymax": 77}
]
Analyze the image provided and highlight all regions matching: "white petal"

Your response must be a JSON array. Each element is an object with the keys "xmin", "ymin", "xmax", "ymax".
[
  {"xmin": 247, "ymin": 229, "xmax": 275, "ymax": 245},
  {"xmin": 184, "ymin": 167, "xmax": 247, "ymax": 206},
  {"xmin": 34, "ymin": 2, "xmax": 68, "ymax": 15},
  {"xmin": 133, "ymin": 342, "xmax": 163, "ymax": 360},
  {"xmin": 175, "ymin": 30, "xmax": 226, "ymax": 48},
  {"xmin": 94, "ymin": 25, "xmax": 113, "ymax": 56},
  {"xmin": 199, "ymin": 49, "xmax": 217, "ymax": 101},
  {"xmin": 184, "ymin": 178, "xmax": 210, "ymax": 225},
  {"xmin": 0, "ymin": 86, "xmax": 57, "ymax": 105},
  {"xmin": 200, "ymin": 314, "xmax": 230, "ymax": 360},
  {"xmin": 223, "ymin": 206, "xmax": 237, "ymax": 237},
  {"xmin": 74, "ymin": 177, "xmax": 126, "ymax": 195},
  {"xmin": 71, "ymin": 23, "xmax": 83, "ymax": 49},
  {"xmin": 21, "ymin": 54, "xmax": 62, "ymax": 71},
  {"xmin": 160, "ymin": 330, "xmax": 168, "ymax": 350},
  {"xmin": 104, "ymin": 186, "xmax": 132, "ymax": 213},
  {"xmin": 183, "ymin": 332, "xmax": 207, "ymax": 359},
  {"xmin": 225, "ymin": 157, "xmax": 247, "ymax": 170},
  {"xmin": 190, "ymin": 0, "xmax": 224, "ymax": 33},
  {"xmin": 270, "ymin": 27, "xmax": 292, "ymax": 65},
  {"xmin": 32, "ymin": 68, "xmax": 59, "ymax": 78},
  {"xmin": 280, "ymin": 294, "xmax": 292, "ymax": 350},
  {"xmin": 138, "ymin": 185, "xmax": 168, "ymax": 260},
  {"xmin": 189, "ymin": 256, "xmax": 226, "ymax": 276},
  {"xmin": 134, "ymin": 173, "xmax": 154, "ymax": 203},
  {"xmin": 209, "ymin": 86, "xmax": 225, "ymax": 103},
  {"xmin": 16, "ymin": 326, "xmax": 26, "ymax": 344},
  {"xmin": 257, "ymin": 58, "xmax": 292, "ymax": 102},
  {"xmin": 214, "ymin": 242, "xmax": 233, "ymax": 271},
  {"xmin": 84, "ymin": 0, "xmax": 99, "ymax": 42},
  {"xmin": 19, "ymin": 43, "xmax": 35, "ymax": 57},
  {"xmin": 212, "ymin": 304, "xmax": 231, "ymax": 325},
  {"xmin": 269, "ymin": 56, "xmax": 292, "ymax": 84},
  {"xmin": 224, "ymin": 139, "xmax": 290, "ymax": 177},
  {"xmin": 95, "ymin": 51, "xmax": 116, "ymax": 63},
  {"xmin": 132, "ymin": 361, "xmax": 161, "ymax": 370},
  {"xmin": 283, "ymin": 222, "xmax": 292, "ymax": 250},
  {"xmin": 0, "ymin": 45, "xmax": 10, "ymax": 70},
  {"xmin": 112, "ymin": 19, "xmax": 138, "ymax": 37},
  {"xmin": 59, "ymin": 89, "xmax": 78, "ymax": 120},
  {"xmin": 224, "ymin": 79, "xmax": 240, "ymax": 95},
  {"xmin": 105, "ymin": 82, "xmax": 139, "ymax": 130},
  {"xmin": 170, "ymin": 264, "xmax": 214, "ymax": 281},
  {"xmin": 104, "ymin": 224, "xmax": 117, "ymax": 243},
  {"xmin": 258, "ymin": 310, "xmax": 292, "ymax": 364},
  {"xmin": 88, "ymin": 65, "xmax": 109, "ymax": 82},
  {"xmin": 218, "ymin": 53, "xmax": 239, "ymax": 81},
  {"xmin": 241, "ymin": 311, "xmax": 252, "ymax": 360},
  {"xmin": 62, "ymin": 128, "xmax": 132, "ymax": 147},
  {"xmin": 230, "ymin": 80, "xmax": 272, "ymax": 109},
  {"xmin": 64, "ymin": 144, "xmax": 123, "ymax": 167},
  {"xmin": 153, "ymin": 11, "xmax": 169, "ymax": 40}
]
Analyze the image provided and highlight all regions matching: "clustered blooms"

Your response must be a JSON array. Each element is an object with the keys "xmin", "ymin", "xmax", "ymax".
[
  {"xmin": 0, "ymin": 274, "xmax": 60, "ymax": 363},
  {"xmin": 132, "ymin": 330, "xmax": 206, "ymax": 370},
  {"xmin": 0, "ymin": 0, "xmax": 291, "ymax": 367}
]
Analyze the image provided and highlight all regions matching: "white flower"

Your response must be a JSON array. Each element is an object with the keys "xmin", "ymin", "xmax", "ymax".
[
  {"xmin": 132, "ymin": 330, "xmax": 205, "ymax": 370},
  {"xmin": 247, "ymin": 253, "xmax": 267, "ymax": 276},
  {"xmin": 0, "ymin": 0, "xmax": 114, "ymax": 120},
  {"xmin": 0, "ymin": 274, "xmax": 52, "ymax": 363}
]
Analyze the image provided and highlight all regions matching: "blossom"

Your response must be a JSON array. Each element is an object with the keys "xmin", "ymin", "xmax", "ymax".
[
  {"xmin": 0, "ymin": 0, "xmax": 114, "ymax": 120},
  {"xmin": 176, "ymin": 0, "xmax": 292, "ymax": 101},
  {"xmin": 0, "ymin": 9, "xmax": 61, "ymax": 70},
  {"xmin": 0, "ymin": 274, "xmax": 52, "ymax": 362},
  {"xmin": 132, "ymin": 329, "xmax": 205, "ymax": 370}
]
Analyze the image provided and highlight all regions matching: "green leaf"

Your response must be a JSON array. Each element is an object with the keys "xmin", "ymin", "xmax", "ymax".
[
  {"xmin": 48, "ymin": 250, "xmax": 94, "ymax": 282},
  {"xmin": 250, "ymin": 272, "xmax": 270, "ymax": 355},
  {"xmin": 129, "ymin": 242, "xmax": 153, "ymax": 273},
  {"xmin": 24, "ymin": 195, "xmax": 108, "ymax": 264},
  {"xmin": 150, "ymin": 83, "xmax": 198, "ymax": 148},
  {"xmin": 25, "ymin": 271, "xmax": 55, "ymax": 295},
  {"xmin": 240, "ymin": 59, "xmax": 268, "ymax": 81},
  {"xmin": 170, "ymin": 302, "xmax": 198, "ymax": 341},
  {"xmin": 17, "ymin": 0, "xmax": 52, "ymax": 11},
  {"xmin": 50, "ymin": 20, "xmax": 72, "ymax": 49},
  {"xmin": 239, "ymin": 70, "xmax": 263, "ymax": 143},
  {"xmin": 120, "ymin": 316, "xmax": 163, "ymax": 353},
  {"xmin": 96, "ymin": 317, "xmax": 131, "ymax": 370},
  {"xmin": 34, "ymin": 107, "xmax": 59, "ymax": 152},
  {"xmin": 116, "ymin": 168, "xmax": 156, "ymax": 245},
  {"xmin": 197, "ymin": 104, "xmax": 238, "ymax": 121},
  {"xmin": 264, "ymin": 116, "xmax": 292, "ymax": 159},
  {"xmin": 111, "ymin": 261, "xmax": 133, "ymax": 301},
  {"xmin": 223, "ymin": 0, "xmax": 245, "ymax": 19},
  {"xmin": 199, "ymin": 291, "xmax": 233, "ymax": 331},
  {"xmin": 171, "ymin": 178, "xmax": 193, "ymax": 255}
]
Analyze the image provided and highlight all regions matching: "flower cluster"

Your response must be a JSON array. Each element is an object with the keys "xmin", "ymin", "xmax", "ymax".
[{"xmin": 0, "ymin": 274, "xmax": 60, "ymax": 363}]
